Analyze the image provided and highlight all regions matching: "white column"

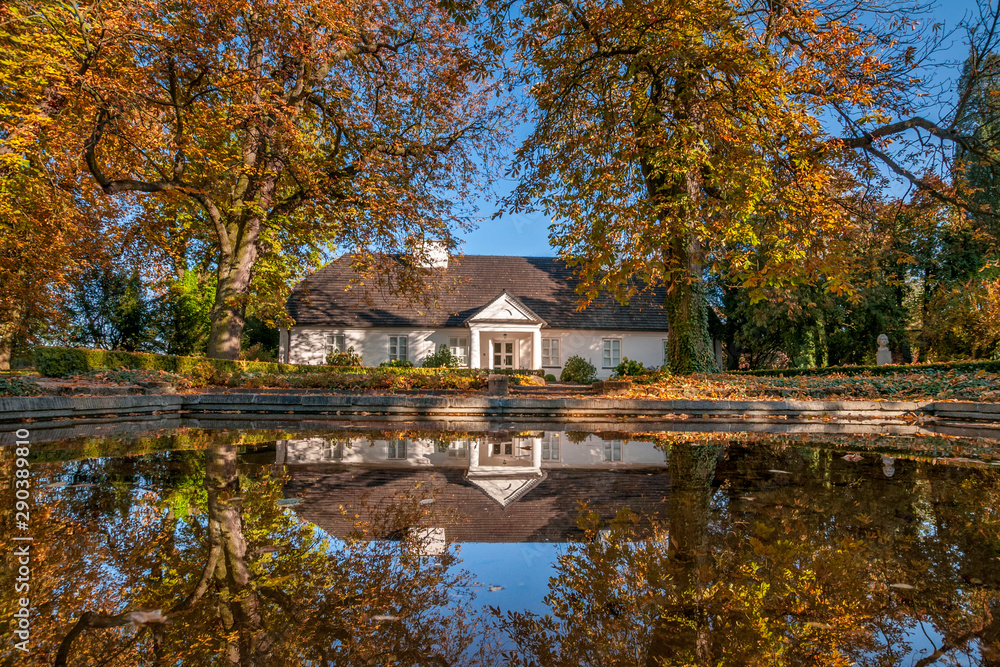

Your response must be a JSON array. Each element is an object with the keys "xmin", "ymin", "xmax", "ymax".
[
  {"xmin": 531, "ymin": 328, "xmax": 542, "ymax": 370},
  {"xmin": 469, "ymin": 328, "xmax": 480, "ymax": 369},
  {"xmin": 531, "ymin": 437, "xmax": 542, "ymax": 468}
]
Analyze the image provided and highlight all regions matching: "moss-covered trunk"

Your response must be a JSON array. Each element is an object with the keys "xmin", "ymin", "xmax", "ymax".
[
  {"xmin": 663, "ymin": 267, "xmax": 715, "ymax": 375},
  {"xmin": 662, "ymin": 207, "xmax": 715, "ymax": 375}
]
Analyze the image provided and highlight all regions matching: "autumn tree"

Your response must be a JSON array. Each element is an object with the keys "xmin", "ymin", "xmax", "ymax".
[
  {"xmin": 14, "ymin": 0, "xmax": 506, "ymax": 359},
  {"xmin": 0, "ymin": 2, "xmax": 129, "ymax": 368},
  {"xmin": 8, "ymin": 440, "xmax": 496, "ymax": 665},
  {"xmin": 505, "ymin": 0, "xmax": 934, "ymax": 373},
  {"xmin": 498, "ymin": 439, "xmax": 1000, "ymax": 665}
]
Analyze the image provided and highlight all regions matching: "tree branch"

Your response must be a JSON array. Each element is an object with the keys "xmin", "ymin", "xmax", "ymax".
[
  {"xmin": 54, "ymin": 610, "xmax": 165, "ymax": 667},
  {"xmin": 860, "ymin": 143, "xmax": 997, "ymax": 219},
  {"xmin": 835, "ymin": 116, "xmax": 982, "ymax": 157},
  {"xmin": 82, "ymin": 109, "xmax": 232, "ymax": 254}
]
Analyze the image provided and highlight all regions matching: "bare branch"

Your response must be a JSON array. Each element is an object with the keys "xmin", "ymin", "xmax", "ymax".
[{"xmin": 860, "ymin": 143, "xmax": 997, "ymax": 218}]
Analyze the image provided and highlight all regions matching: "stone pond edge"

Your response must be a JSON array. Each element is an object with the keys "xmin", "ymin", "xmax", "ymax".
[{"xmin": 1, "ymin": 393, "xmax": 998, "ymax": 428}]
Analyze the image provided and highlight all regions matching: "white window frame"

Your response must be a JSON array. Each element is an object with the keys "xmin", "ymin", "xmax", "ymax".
[
  {"xmin": 326, "ymin": 334, "xmax": 346, "ymax": 356},
  {"xmin": 446, "ymin": 439, "xmax": 469, "ymax": 458},
  {"xmin": 602, "ymin": 338, "xmax": 621, "ymax": 369},
  {"xmin": 388, "ymin": 335, "xmax": 408, "ymax": 362},
  {"xmin": 542, "ymin": 433, "xmax": 560, "ymax": 461},
  {"xmin": 448, "ymin": 336, "xmax": 469, "ymax": 366},
  {"xmin": 541, "ymin": 338, "xmax": 561, "ymax": 367},
  {"xmin": 604, "ymin": 440, "xmax": 623, "ymax": 462},
  {"xmin": 386, "ymin": 439, "xmax": 407, "ymax": 460}
]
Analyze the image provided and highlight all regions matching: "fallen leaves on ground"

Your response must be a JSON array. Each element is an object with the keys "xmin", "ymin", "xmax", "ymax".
[{"xmin": 627, "ymin": 369, "xmax": 1000, "ymax": 402}]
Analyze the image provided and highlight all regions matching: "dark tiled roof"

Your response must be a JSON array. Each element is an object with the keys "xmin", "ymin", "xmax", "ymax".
[
  {"xmin": 285, "ymin": 466, "xmax": 672, "ymax": 543},
  {"xmin": 286, "ymin": 255, "xmax": 669, "ymax": 330}
]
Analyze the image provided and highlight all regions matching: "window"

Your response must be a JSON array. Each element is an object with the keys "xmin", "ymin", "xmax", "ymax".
[
  {"xmin": 491, "ymin": 442, "xmax": 514, "ymax": 456},
  {"xmin": 326, "ymin": 334, "xmax": 346, "ymax": 356},
  {"xmin": 446, "ymin": 439, "xmax": 468, "ymax": 458},
  {"xmin": 448, "ymin": 336, "xmax": 469, "ymax": 366},
  {"xmin": 387, "ymin": 439, "xmax": 407, "ymax": 459},
  {"xmin": 542, "ymin": 433, "xmax": 560, "ymax": 461},
  {"xmin": 602, "ymin": 338, "xmax": 621, "ymax": 368},
  {"xmin": 604, "ymin": 440, "xmax": 623, "ymax": 462},
  {"xmin": 542, "ymin": 338, "xmax": 560, "ymax": 367},
  {"xmin": 388, "ymin": 336, "xmax": 408, "ymax": 362},
  {"xmin": 663, "ymin": 339, "xmax": 669, "ymax": 367}
]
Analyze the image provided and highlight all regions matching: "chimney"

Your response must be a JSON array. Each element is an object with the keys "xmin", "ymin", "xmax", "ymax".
[{"xmin": 419, "ymin": 240, "xmax": 450, "ymax": 269}]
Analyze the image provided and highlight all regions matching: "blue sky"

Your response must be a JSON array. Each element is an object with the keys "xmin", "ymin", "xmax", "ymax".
[{"xmin": 457, "ymin": 0, "xmax": 982, "ymax": 257}]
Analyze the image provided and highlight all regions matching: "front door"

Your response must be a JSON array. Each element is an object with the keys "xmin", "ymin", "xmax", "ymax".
[{"xmin": 492, "ymin": 341, "xmax": 514, "ymax": 369}]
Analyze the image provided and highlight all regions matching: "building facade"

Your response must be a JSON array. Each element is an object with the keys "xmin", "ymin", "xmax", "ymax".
[{"xmin": 280, "ymin": 255, "xmax": 672, "ymax": 379}]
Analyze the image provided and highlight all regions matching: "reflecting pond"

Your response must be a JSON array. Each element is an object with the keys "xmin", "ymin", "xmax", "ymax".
[{"xmin": 3, "ymin": 428, "xmax": 1000, "ymax": 665}]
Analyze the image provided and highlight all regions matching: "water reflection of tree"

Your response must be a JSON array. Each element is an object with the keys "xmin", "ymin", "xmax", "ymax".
[
  {"xmin": 498, "ymin": 442, "xmax": 1000, "ymax": 666},
  {"xmin": 2, "ymin": 444, "xmax": 492, "ymax": 666}
]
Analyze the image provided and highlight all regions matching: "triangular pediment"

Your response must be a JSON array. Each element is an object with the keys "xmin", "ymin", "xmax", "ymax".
[
  {"xmin": 465, "ymin": 471, "xmax": 547, "ymax": 508},
  {"xmin": 465, "ymin": 291, "xmax": 546, "ymax": 325}
]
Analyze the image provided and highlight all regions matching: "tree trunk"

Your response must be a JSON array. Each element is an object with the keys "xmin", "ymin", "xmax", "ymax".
[
  {"xmin": 204, "ymin": 444, "xmax": 270, "ymax": 661},
  {"xmin": 664, "ymin": 278, "xmax": 715, "ymax": 375},
  {"xmin": 206, "ymin": 231, "xmax": 258, "ymax": 360},
  {"xmin": 0, "ymin": 330, "xmax": 12, "ymax": 371},
  {"xmin": 663, "ymin": 231, "xmax": 715, "ymax": 375},
  {"xmin": 0, "ymin": 306, "xmax": 20, "ymax": 371},
  {"xmin": 647, "ymin": 442, "xmax": 721, "ymax": 665}
]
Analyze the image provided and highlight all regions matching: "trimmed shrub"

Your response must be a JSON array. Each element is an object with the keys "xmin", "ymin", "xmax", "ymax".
[
  {"xmin": 422, "ymin": 345, "xmax": 461, "ymax": 368},
  {"xmin": 326, "ymin": 346, "xmax": 363, "ymax": 367},
  {"xmin": 487, "ymin": 368, "xmax": 544, "ymax": 378},
  {"xmin": 379, "ymin": 359, "xmax": 415, "ymax": 369},
  {"xmin": 560, "ymin": 355, "xmax": 597, "ymax": 383},
  {"xmin": 32, "ymin": 347, "xmax": 95, "ymax": 377},
  {"xmin": 31, "ymin": 346, "xmax": 341, "ymax": 378},
  {"xmin": 544, "ymin": 373, "xmax": 557, "ymax": 382},
  {"xmin": 611, "ymin": 357, "xmax": 652, "ymax": 380}
]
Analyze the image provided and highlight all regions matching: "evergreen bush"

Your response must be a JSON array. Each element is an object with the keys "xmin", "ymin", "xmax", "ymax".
[{"xmin": 560, "ymin": 355, "xmax": 597, "ymax": 383}]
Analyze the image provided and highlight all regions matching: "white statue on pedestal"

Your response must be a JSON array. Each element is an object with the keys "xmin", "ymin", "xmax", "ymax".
[{"xmin": 876, "ymin": 334, "xmax": 892, "ymax": 366}]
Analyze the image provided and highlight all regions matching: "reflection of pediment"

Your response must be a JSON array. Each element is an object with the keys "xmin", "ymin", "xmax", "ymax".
[
  {"xmin": 465, "ymin": 471, "xmax": 547, "ymax": 508},
  {"xmin": 465, "ymin": 291, "xmax": 546, "ymax": 325}
]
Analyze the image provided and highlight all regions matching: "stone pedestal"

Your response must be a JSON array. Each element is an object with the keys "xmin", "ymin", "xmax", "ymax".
[
  {"xmin": 593, "ymin": 380, "xmax": 633, "ymax": 396},
  {"xmin": 487, "ymin": 374, "xmax": 509, "ymax": 396},
  {"xmin": 876, "ymin": 334, "xmax": 892, "ymax": 366}
]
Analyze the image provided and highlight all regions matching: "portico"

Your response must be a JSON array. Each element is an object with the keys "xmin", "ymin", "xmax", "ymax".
[{"xmin": 465, "ymin": 291, "xmax": 545, "ymax": 370}]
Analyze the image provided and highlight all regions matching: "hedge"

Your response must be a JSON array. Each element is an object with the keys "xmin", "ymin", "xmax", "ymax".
[
  {"xmin": 31, "ymin": 346, "xmax": 545, "ymax": 379},
  {"xmin": 31, "ymin": 347, "xmax": 349, "ymax": 378},
  {"xmin": 729, "ymin": 359, "xmax": 1000, "ymax": 378}
]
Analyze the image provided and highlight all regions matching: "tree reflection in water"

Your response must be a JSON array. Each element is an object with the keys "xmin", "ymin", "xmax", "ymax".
[
  {"xmin": 3, "ymin": 434, "xmax": 1000, "ymax": 666},
  {"xmin": 497, "ymin": 442, "xmax": 1000, "ymax": 667},
  {"xmin": 3, "ymin": 444, "xmax": 494, "ymax": 666}
]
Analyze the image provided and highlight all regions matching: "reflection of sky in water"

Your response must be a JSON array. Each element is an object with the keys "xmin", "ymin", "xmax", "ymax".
[{"xmin": 456, "ymin": 542, "xmax": 563, "ymax": 616}]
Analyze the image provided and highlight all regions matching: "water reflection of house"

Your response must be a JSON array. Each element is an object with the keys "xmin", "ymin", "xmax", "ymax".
[{"xmin": 279, "ymin": 433, "xmax": 671, "ymax": 543}]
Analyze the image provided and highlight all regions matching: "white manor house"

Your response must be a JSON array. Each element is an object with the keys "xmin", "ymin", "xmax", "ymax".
[{"xmin": 279, "ymin": 254, "xmax": 671, "ymax": 379}]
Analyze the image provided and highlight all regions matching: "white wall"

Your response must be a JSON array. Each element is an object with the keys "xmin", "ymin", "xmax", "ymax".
[
  {"xmin": 289, "ymin": 326, "xmax": 669, "ymax": 376},
  {"xmin": 288, "ymin": 326, "xmax": 470, "ymax": 366},
  {"xmin": 280, "ymin": 434, "xmax": 667, "ymax": 468},
  {"xmin": 540, "ymin": 329, "xmax": 669, "ymax": 379}
]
